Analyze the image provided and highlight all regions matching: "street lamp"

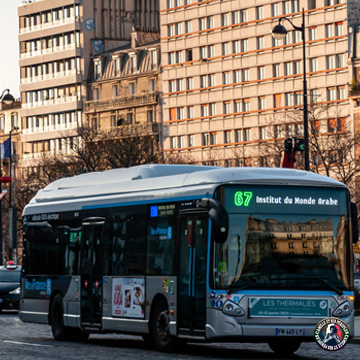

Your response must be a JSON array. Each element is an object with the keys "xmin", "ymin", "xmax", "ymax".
[
  {"xmin": 0, "ymin": 89, "xmax": 15, "ymax": 266},
  {"xmin": 272, "ymin": 9, "xmax": 310, "ymax": 171}
]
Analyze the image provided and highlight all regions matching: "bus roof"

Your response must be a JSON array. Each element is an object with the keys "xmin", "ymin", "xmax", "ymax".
[{"xmin": 23, "ymin": 165, "xmax": 347, "ymax": 215}]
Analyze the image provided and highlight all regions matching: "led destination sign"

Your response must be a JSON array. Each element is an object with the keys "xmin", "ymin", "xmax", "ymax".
[{"xmin": 225, "ymin": 186, "xmax": 347, "ymax": 216}]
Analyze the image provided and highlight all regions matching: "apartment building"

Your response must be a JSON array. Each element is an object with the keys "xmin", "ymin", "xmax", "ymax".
[
  {"xmin": 18, "ymin": 0, "xmax": 160, "ymax": 174},
  {"xmin": 160, "ymin": 0, "xmax": 350, "ymax": 167},
  {"xmin": 83, "ymin": 31, "xmax": 161, "ymax": 152}
]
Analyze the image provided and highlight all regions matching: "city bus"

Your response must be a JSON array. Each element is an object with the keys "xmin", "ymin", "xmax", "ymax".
[{"xmin": 20, "ymin": 164, "xmax": 357, "ymax": 355}]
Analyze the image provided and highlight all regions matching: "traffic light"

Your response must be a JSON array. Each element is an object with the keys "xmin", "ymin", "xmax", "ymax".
[
  {"xmin": 294, "ymin": 138, "xmax": 305, "ymax": 152},
  {"xmin": 284, "ymin": 138, "xmax": 293, "ymax": 153}
]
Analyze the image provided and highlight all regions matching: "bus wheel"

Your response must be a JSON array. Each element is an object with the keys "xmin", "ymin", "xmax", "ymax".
[
  {"xmin": 151, "ymin": 299, "xmax": 177, "ymax": 352},
  {"xmin": 50, "ymin": 294, "xmax": 68, "ymax": 341},
  {"xmin": 268, "ymin": 340, "xmax": 301, "ymax": 355}
]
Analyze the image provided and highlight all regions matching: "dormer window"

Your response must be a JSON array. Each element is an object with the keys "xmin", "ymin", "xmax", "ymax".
[
  {"xmin": 130, "ymin": 53, "xmax": 137, "ymax": 73},
  {"xmin": 113, "ymin": 56, "xmax": 121, "ymax": 76},
  {"xmin": 150, "ymin": 49, "xmax": 158, "ymax": 70},
  {"xmin": 94, "ymin": 59, "xmax": 102, "ymax": 79}
]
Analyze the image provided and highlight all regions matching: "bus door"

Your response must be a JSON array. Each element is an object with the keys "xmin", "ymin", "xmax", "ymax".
[
  {"xmin": 178, "ymin": 214, "xmax": 208, "ymax": 336},
  {"xmin": 80, "ymin": 218, "xmax": 105, "ymax": 327}
]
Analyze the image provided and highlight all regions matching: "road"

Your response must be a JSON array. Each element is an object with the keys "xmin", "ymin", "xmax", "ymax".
[{"xmin": 1, "ymin": 312, "xmax": 360, "ymax": 359}]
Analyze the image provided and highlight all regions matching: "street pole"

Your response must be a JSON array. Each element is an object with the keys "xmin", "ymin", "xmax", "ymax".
[
  {"xmin": 301, "ymin": 9, "xmax": 310, "ymax": 171},
  {"xmin": 272, "ymin": 8, "xmax": 310, "ymax": 171},
  {"xmin": 8, "ymin": 131, "xmax": 13, "ymax": 261}
]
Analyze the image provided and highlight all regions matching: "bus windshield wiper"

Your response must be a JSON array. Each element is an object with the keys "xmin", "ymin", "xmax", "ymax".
[
  {"xmin": 227, "ymin": 281, "xmax": 271, "ymax": 294},
  {"xmin": 270, "ymin": 276, "xmax": 343, "ymax": 295}
]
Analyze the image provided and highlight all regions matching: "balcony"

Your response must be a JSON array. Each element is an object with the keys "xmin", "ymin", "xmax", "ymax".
[
  {"xmin": 112, "ymin": 122, "xmax": 159, "ymax": 137},
  {"xmin": 20, "ymin": 16, "xmax": 79, "ymax": 34},
  {"xmin": 84, "ymin": 92, "xmax": 159, "ymax": 113}
]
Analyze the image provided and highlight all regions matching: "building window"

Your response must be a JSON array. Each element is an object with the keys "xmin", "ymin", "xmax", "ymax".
[
  {"xmin": 335, "ymin": 22, "xmax": 343, "ymax": 36},
  {"xmin": 243, "ymin": 98, "xmax": 250, "ymax": 112},
  {"xmin": 168, "ymin": 24, "xmax": 175, "ymax": 37},
  {"xmin": 188, "ymin": 134, "xmax": 195, "ymax": 147},
  {"xmin": 259, "ymin": 96, "xmax": 266, "ymax": 110},
  {"xmin": 186, "ymin": 49, "xmax": 193, "ymax": 61},
  {"xmin": 285, "ymin": 62, "xmax": 293, "ymax": 76},
  {"xmin": 147, "ymin": 110, "xmax": 154, "ymax": 123},
  {"xmin": 241, "ymin": 39, "xmax": 249, "ymax": 52},
  {"xmin": 209, "ymin": 103, "xmax": 216, "ymax": 116},
  {"xmin": 286, "ymin": 92, "xmax": 293, "ymax": 106},
  {"xmin": 223, "ymin": 72, "xmax": 231, "ymax": 85},
  {"xmin": 310, "ymin": 57, "xmax": 318, "ymax": 72},
  {"xmin": 336, "ymin": 54, "xmax": 344, "ymax": 68},
  {"xmin": 260, "ymin": 126, "xmax": 267, "ymax": 140},
  {"xmin": 222, "ymin": 42, "xmax": 230, "ymax": 56},
  {"xmin": 257, "ymin": 36, "xmax": 265, "ymax": 50},
  {"xmin": 177, "ymin": 79, "xmax": 184, "ymax": 92},
  {"xmin": 234, "ymin": 100, "xmax": 241, "ymax": 112},
  {"xmin": 208, "ymin": 45, "xmax": 215, "ymax": 58},
  {"xmin": 177, "ymin": 107, "xmax": 185, "ymax": 120},
  {"xmin": 176, "ymin": 22, "xmax": 183, "ymax": 35},
  {"xmin": 233, "ymin": 40, "xmax": 241, "ymax": 54},
  {"xmin": 241, "ymin": 9, "xmax": 248, "ymax": 22},
  {"xmin": 202, "ymin": 133, "xmax": 209, "ymax": 146},
  {"xmin": 243, "ymin": 128, "xmax": 251, "ymax": 142},
  {"xmin": 210, "ymin": 132, "xmax": 217, "ymax": 145},
  {"xmin": 187, "ymin": 77, "xmax": 194, "ymax": 90},
  {"xmin": 169, "ymin": 80, "xmax": 176, "ymax": 92},
  {"xmin": 201, "ymin": 104, "xmax": 209, "ymax": 117},
  {"xmin": 223, "ymin": 101, "xmax": 231, "ymax": 114},
  {"xmin": 273, "ymin": 63, "xmax": 281, "ymax": 77},
  {"xmin": 199, "ymin": 17, "xmax": 207, "ymax": 31},
  {"xmin": 112, "ymin": 84, "xmax": 119, "ymax": 97},
  {"xmin": 256, "ymin": 6, "xmax": 264, "ymax": 20},
  {"xmin": 309, "ymin": 26, "xmax": 317, "ymax": 41},
  {"xmin": 274, "ymin": 93, "xmax": 282, "ymax": 108},
  {"xmin": 275, "ymin": 125, "xmax": 284, "ymax": 138},
  {"xmin": 327, "ymin": 87, "xmax": 336, "ymax": 101},
  {"xmin": 242, "ymin": 69, "xmax": 249, "ymax": 82},
  {"xmin": 176, "ymin": 51, "xmax": 183, "ymax": 63},
  {"xmin": 94, "ymin": 60, "xmax": 102, "ymax": 79},
  {"xmin": 130, "ymin": 54, "xmax": 137, "ymax": 73},
  {"xmin": 272, "ymin": 3, "xmax": 280, "ymax": 16},
  {"xmin": 222, "ymin": 13, "xmax": 230, "ymax": 26},
  {"xmin": 235, "ymin": 129, "xmax": 242, "ymax": 142},
  {"xmin": 201, "ymin": 75, "xmax": 207, "ymax": 88},
  {"xmin": 232, "ymin": 11, "xmax": 241, "ymax": 24},
  {"xmin": 185, "ymin": 20, "xmax": 192, "ymax": 33},
  {"xmin": 338, "ymin": 86, "xmax": 346, "ymax": 99},
  {"xmin": 208, "ymin": 16, "xmax": 215, "ymax": 29},
  {"xmin": 225, "ymin": 130, "xmax": 232, "ymax": 143},
  {"xmin": 178, "ymin": 136, "xmax": 185, "ymax": 148},
  {"xmin": 326, "ymin": 23, "xmax": 334, "ymax": 38},
  {"xmin": 114, "ymin": 56, "xmax": 121, "ymax": 76},
  {"xmin": 293, "ymin": 60, "xmax": 301, "ymax": 74},
  {"xmin": 187, "ymin": 106, "xmax": 194, "ymax": 118},
  {"xmin": 326, "ymin": 55, "xmax": 335, "ymax": 69},
  {"xmin": 208, "ymin": 74, "xmax": 216, "ymax": 87},
  {"xmin": 234, "ymin": 70, "xmax": 241, "ymax": 83},
  {"xmin": 128, "ymin": 82, "xmax": 136, "ymax": 95},
  {"xmin": 149, "ymin": 79, "xmax": 156, "ymax": 92},
  {"xmin": 258, "ymin": 66, "xmax": 265, "ymax": 80}
]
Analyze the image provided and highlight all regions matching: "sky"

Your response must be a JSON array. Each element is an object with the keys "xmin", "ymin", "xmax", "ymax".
[{"xmin": 0, "ymin": 0, "xmax": 23, "ymax": 99}]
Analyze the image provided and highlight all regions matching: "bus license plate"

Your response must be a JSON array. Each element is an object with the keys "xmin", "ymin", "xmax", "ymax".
[{"xmin": 276, "ymin": 328, "xmax": 305, "ymax": 336}]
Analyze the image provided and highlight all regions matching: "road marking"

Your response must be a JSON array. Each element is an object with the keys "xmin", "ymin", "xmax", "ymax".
[{"xmin": 4, "ymin": 340, "xmax": 55, "ymax": 348}]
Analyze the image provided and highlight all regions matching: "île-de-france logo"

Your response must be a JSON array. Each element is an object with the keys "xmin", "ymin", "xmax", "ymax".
[{"xmin": 314, "ymin": 317, "xmax": 350, "ymax": 351}]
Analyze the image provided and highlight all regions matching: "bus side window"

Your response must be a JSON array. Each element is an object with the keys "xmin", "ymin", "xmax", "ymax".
[
  {"xmin": 111, "ymin": 213, "xmax": 147, "ymax": 275},
  {"xmin": 147, "ymin": 216, "xmax": 175, "ymax": 275}
]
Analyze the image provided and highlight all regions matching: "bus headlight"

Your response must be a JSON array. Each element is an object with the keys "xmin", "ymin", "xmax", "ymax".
[
  {"xmin": 222, "ymin": 300, "xmax": 245, "ymax": 317},
  {"xmin": 333, "ymin": 301, "xmax": 351, "ymax": 317}
]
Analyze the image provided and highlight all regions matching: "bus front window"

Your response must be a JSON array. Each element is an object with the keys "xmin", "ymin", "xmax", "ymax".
[{"xmin": 212, "ymin": 186, "xmax": 352, "ymax": 292}]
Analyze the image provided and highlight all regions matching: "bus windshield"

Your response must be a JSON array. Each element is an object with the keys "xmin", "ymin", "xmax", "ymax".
[{"xmin": 212, "ymin": 185, "xmax": 351, "ymax": 292}]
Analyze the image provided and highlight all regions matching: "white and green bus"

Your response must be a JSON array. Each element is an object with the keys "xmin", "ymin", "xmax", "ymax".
[{"xmin": 20, "ymin": 165, "xmax": 357, "ymax": 355}]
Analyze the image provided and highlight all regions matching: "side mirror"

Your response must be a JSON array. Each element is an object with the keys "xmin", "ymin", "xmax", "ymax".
[
  {"xmin": 201, "ymin": 198, "xmax": 229, "ymax": 244},
  {"xmin": 351, "ymin": 202, "xmax": 359, "ymax": 244}
]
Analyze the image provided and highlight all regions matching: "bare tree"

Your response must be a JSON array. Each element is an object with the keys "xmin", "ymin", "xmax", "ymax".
[{"xmin": 257, "ymin": 101, "xmax": 360, "ymax": 198}]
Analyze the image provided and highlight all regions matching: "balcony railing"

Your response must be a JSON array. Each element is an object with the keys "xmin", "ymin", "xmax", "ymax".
[
  {"xmin": 84, "ymin": 92, "xmax": 159, "ymax": 113},
  {"xmin": 20, "ymin": 16, "xmax": 80, "ymax": 34},
  {"xmin": 20, "ymin": 43, "xmax": 77, "ymax": 59},
  {"xmin": 110, "ymin": 122, "xmax": 159, "ymax": 137}
]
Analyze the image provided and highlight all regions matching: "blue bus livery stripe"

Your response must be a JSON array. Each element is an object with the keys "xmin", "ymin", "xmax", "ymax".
[{"xmin": 81, "ymin": 195, "xmax": 209, "ymax": 210}]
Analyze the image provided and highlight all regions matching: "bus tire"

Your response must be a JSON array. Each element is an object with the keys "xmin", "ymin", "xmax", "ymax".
[
  {"xmin": 268, "ymin": 339, "xmax": 301, "ymax": 355},
  {"xmin": 150, "ymin": 299, "xmax": 177, "ymax": 352},
  {"xmin": 50, "ymin": 294, "xmax": 68, "ymax": 341}
]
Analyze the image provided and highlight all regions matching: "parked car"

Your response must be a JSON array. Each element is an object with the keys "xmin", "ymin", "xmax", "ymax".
[{"xmin": 0, "ymin": 262, "xmax": 21, "ymax": 311}]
